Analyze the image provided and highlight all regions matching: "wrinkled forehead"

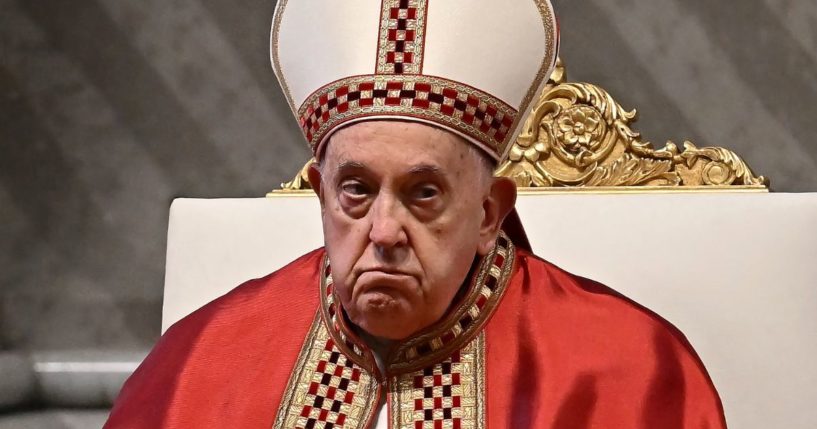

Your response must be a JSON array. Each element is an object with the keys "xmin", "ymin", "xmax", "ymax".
[{"xmin": 318, "ymin": 119, "xmax": 496, "ymax": 168}]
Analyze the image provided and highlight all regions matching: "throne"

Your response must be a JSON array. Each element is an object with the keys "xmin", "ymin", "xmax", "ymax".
[{"xmin": 163, "ymin": 61, "xmax": 817, "ymax": 428}]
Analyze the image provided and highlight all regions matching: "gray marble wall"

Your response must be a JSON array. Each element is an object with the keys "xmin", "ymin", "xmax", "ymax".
[{"xmin": 1, "ymin": 0, "xmax": 816, "ymax": 352}]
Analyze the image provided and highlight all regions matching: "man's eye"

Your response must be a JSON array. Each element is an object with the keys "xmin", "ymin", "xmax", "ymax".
[
  {"xmin": 341, "ymin": 181, "xmax": 369, "ymax": 196},
  {"xmin": 414, "ymin": 185, "xmax": 440, "ymax": 200}
]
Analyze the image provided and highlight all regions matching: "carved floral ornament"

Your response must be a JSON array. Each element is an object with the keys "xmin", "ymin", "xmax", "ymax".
[{"xmin": 276, "ymin": 59, "xmax": 768, "ymax": 193}]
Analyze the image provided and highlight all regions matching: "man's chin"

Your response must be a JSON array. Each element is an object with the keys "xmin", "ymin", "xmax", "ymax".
[
  {"xmin": 352, "ymin": 293, "xmax": 418, "ymax": 340},
  {"xmin": 357, "ymin": 289, "xmax": 404, "ymax": 311}
]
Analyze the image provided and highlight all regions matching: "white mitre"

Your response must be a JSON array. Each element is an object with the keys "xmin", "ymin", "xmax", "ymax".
[{"xmin": 271, "ymin": 0, "xmax": 559, "ymax": 161}]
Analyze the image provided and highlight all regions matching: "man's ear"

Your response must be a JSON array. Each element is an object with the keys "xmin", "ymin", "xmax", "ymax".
[
  {"xmin": 477, "ymin": 177, "xmax": 517, "ymax": 255},
  {"xmin": 306, "ymin": 163, "xmax": 325, "ymax": 209}
]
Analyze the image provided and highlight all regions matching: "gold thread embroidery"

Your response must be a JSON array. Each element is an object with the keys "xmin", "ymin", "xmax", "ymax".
[
  {"xmin": 320, "ymin": 260, "xmax": 379, "ymax": 374},
  {"xmin": 298, "ymin": 75, "xmax": 518, "ymax": 158},
  {"xmin": 375, "ymin": 0, "xmax": 429, "ymax": 74},
  {"xmin": 390, "ymin": 333, "xmax": 486, "ymax": 429},
  {"xmin": 272, "ymin": 313, "xmax": 379, "ymax": 429},
  {"xmin": 270, "ymin": 0, "xmax": 296, "ymax": 115}
]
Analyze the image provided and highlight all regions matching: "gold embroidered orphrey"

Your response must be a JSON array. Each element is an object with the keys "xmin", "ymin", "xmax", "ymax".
[
  {"xmin": 296, "ymin": 75, "xmax": 518, "ymax": 157},
  {"xmin": 273, "ymin": 233, "xmax": 515, "ymax": 429},
  {"xmin": 272, "ymin": 313, "xmax": 381, "ymax": 429},
  {"xmin": 375, "ymin": 0, "xmax": 429, "ymax": 75},
  {"xmin": 276, "ymin": 59, "xmax": 769, "ymax": 193}
]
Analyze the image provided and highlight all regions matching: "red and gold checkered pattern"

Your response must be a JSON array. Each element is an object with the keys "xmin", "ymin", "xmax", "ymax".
[
  {"xmin": 391, "ymin": 335, "xmax": 485, "ymax": 429},
  {"xmin": 296, "ymin": 338, "xmax": 363, "ymax": 429},
  {"xmin": 376, "ymin": 0, "xmax": 428, "ymax": 75},
  {"xmin": 273, "ymin": 316, "xmax": 379, "ymax": 429},
  {"xmin": 322, "ymin": 265, "xmax": 376, "ymax": 372},
  {"xmin": 411, "ymin": 351, "xmax": 465, "ymax": 429},
  {"xmin": 298, "ymin": 75, "xmax": 516, "ymax": 155},
  {"xmin": 276, "ymin": 231, "xmax": 514, "ymax": 429}
]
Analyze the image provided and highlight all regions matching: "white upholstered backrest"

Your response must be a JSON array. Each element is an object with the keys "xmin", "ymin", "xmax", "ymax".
[{"xmin": 163, "ymin": 192, "xmax": 817, "ymax": 429}]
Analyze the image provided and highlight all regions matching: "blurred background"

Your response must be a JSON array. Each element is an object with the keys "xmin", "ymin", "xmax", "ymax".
[{"xmin": 1, "ymin": 0, "xmax": 816, "ymax": 426}]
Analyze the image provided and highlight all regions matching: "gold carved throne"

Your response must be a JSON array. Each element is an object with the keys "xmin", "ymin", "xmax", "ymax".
[{"xmin": 276, "ymin": 59, "xmax": 768, "ymax": 193}]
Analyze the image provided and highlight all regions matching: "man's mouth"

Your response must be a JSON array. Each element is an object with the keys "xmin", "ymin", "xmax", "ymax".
[
  {"xmin": 359, "ymin": 267, "xmax": 412, "ymax": 276},
  {"xmin": 355, "ymin": 270, "xmax": 416, "ymax": 293}
]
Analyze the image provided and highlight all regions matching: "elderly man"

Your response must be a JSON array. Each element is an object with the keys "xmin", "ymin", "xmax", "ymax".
[{"xmin": 105, "ymin": 1, "xmax": 725, "ymax": 428}]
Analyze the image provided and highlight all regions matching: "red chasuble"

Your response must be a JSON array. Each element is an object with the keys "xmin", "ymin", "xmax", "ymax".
[{"xmin": 105, "ymin": 233, "xmax": 726, "ymax": 428}]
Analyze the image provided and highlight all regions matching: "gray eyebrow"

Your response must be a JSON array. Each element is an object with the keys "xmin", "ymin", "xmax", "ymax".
[
  {"xmin": 407, "ymin": 164, "xmax": 444, "ymax": 176},
  {"xmin": 333, "ymin": 161, "xmax": 366, "ymax": 174},
  {"xmin": 332, "ymin": 161, "xmax": 444, "ymax": 177}
]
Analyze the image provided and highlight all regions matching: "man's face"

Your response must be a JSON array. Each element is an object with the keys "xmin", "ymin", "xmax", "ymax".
[{"xmin": 309, "ymin": 121, "xmax": 513, "ymax": 341}]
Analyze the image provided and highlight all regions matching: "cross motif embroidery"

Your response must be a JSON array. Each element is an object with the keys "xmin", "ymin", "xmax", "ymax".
[
  {"xmin": 376, "ymin": 0, "xmax": 428, "ymax": 74},
  {"xmin": 391, "ymin": 335, "xmax": 485, "ymax": 429}
]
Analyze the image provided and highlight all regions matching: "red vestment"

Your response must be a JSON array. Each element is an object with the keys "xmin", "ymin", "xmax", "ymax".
[{"xmin": 105, "ymin": 234, "xmax": 725, "ymax": 428}]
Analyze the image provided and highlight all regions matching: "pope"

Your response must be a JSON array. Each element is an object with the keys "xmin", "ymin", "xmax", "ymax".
[{"xmin": 104, "ymin": 1, "xmax": 726, "ymax": 428}]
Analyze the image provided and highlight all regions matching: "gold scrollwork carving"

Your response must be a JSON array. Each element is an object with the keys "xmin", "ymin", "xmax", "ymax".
[
  {"xmin": 495, "ymin": 60, "xmax": 768, "ymax": 189},
  {"xmin": 276, "ymin": 59, "xmax": 768, "ymax": 193},
  {"xmin": 277, "ymin": 157, "xmax": 315, "ymax": 192}
]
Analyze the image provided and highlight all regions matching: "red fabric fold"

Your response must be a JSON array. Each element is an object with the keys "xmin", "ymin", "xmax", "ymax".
[{"xmin": 105, "ymin": 248, "xmax": 725, "ymax": 428}]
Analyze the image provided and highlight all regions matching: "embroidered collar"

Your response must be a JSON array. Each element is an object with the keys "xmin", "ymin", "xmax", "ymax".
[{"xmin": 319, "ymin": 231, "xmax": 516, "ymax": 377}]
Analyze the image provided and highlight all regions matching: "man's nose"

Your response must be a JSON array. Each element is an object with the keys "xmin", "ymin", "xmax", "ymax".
[{"xmin": 368, "ymin": 193, "xmax": 408, "ymax": 249}]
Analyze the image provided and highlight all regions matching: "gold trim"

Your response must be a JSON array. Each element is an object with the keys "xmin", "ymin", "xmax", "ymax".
[
  {"xmin": 298, "ymin": 74, "xmax": 517, "ymax": 156},
  {"xmin": 475, "ymin": 331, "xmax": 486, "ymax": 429},
  {"xmin": 272, "ymin": 311, "xmax": 322, "ymax": 429},
  {"xmin": 495, "ymin": 60, "xmax": 769, "ymax": 189},
  {"xmin": 277, "ymin": 161, "xmax": 768, "ymax": 197},
  {"xmin": 267, "ymin": 189, "xmax": 317, "ymax": 197},
  {"xmin": 272, "ymin": 312, "xmax": 380, "ymax": 429},
  {"xmin": 320, "ymin": 257, "xmax": 380, "ymax": 375},
  {"xmin": 278, "ymin": 156, "xmax": 315, "ymax": 192},
  {"xmin": 375, "ymin": 0, "xmax": 429, "ymax": 75},
  {"xmin": 270, "ymin": 0, "xmax": 296, "ymax": 114},
  {"xmin": 516, "ymin": 185, "xmax": 768, "ymax": 194},
  {"xmin": 272, "ymin": 177, "xmax": 766, "ymax": 195},
  {"xmin": 390, "ymin": 334, "xmax": 486, "ymax": 429}
]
